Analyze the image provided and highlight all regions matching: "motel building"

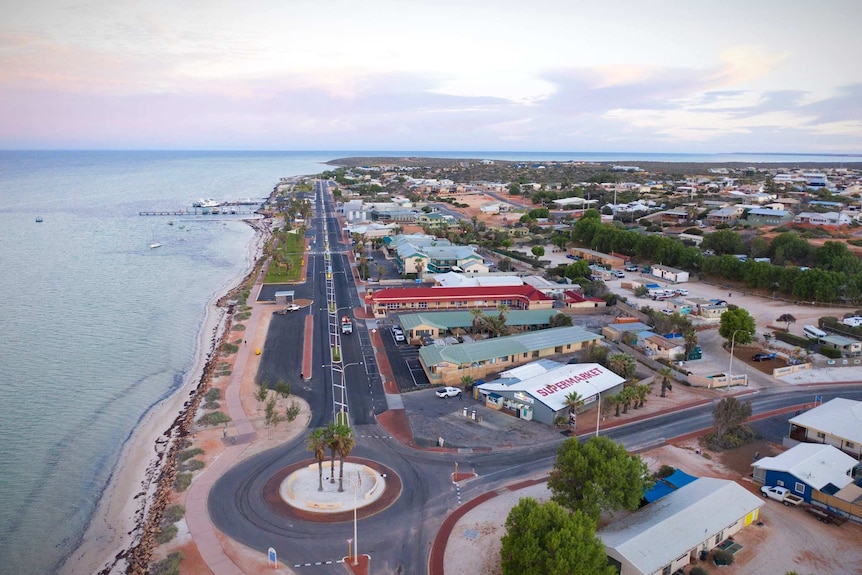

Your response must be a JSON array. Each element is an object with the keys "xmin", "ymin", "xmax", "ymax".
[{"xmin": 475, "ymin": 361, "xmax": 625, "ymax": 425}]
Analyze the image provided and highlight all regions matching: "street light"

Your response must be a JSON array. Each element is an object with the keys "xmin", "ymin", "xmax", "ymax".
[
  {"xmin": 583, "ymin": 381, "xmax": 602, "ymax": 438},
  {"xmin": 346, "ymin": 471, "xmax": 362, "ymax": 566},
  {"xmin": 324, "ymin": 361, "xmax": 363, "ymax": 426},
  {"xmin": 727, "ymin": 329, "xmax": 747, "ymax": 391}
]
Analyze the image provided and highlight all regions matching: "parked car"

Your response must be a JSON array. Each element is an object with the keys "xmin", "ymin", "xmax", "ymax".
[
  {"xmin": 673, "ymin": 289, "xmax": 689, "ymax": 296},
  {"xmin": 392, "ymin": 326, "xmax": 406, "ymax": 342},
  {"xmin": 612, "ymin": 270, "xmax": 625, "ymax": 278},
  {"xmin": 760, "ymin": 485, "xmax": 804, "ymax": 506},
  {"xmin": 752, "ymin": 352, "xmax": 776, "ymax": 362},
  {"xmin": 625, "ymin": 265, "xmax": 639, "ymax": 272},
  {"xmin": 566, "ymin": 254, "xmax": 577, "ymax": 260},
  {"xmin": 435, "ymin": 386, "xmax": 462, "ymax": 398},
  {"xmin": 275, "ymin": 304, "xmax": 301, "ymax": 314},
  {"xmin": 660, "ymin": 309, "xmax": 674, "ymax": 315}
]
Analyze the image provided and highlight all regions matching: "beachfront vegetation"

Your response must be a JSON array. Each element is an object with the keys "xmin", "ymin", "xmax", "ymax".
[
  {"xmin": 221, "ymin": 339, "xmax": 240, "ymax": 355},
  {"xmin": 198, "ymin": 411, "xmax": 231, "ymax": 426},
  {"xmin": 162, "ymin": 504, "xmax": 185, "ymax": 525},
  {"xmin": 231, "ymin": 323, "xmax": 246, "ymax": 331},
  {"xmin": 500, "ymin": 498, "xmax": 614, "ymax": 575},
  {"xmin": 179, "ymin": 448, "xmax": 204, "ymax": 461},
  {"xmin": 205, "ymin": 388, "xmax": 222, "ymax": 402},
  {"xmin": 155, "ymin": 523, "xmax": 178, "ymax": 544},
  {"xmin": 173, "ymin": 473, "xmax": 192, "ymax": 492},
  {"xmin": 179, "ymin": 459, "xmax": 204, "ymax": 472},
  {"xmin": 150, "ymin": 551, "xmax": 183, "ymax": 575}
]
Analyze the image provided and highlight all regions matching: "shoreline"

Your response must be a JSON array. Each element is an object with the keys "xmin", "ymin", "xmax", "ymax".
[{"xmin": 60, "ymin": 217, "xmax": 271, "ymax": 575}]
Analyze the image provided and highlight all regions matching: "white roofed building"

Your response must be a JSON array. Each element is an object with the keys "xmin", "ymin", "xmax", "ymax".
[
  {"xmin": 751, "ymin": 443, "xmax": 857, "ymax": 503},
  {"xmin": 476, "ymin": 362, "xmax": 624, "ymax": 425},
  {"xmin": 598, "ymin": 478, "xmax": 763, "ymax": 575},
  {"xmin": 788, "ymin": 398, "xmax": 862, "ymax": 460}
]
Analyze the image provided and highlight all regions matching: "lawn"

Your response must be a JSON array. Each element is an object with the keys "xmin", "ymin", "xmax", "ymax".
[{"xmin": 264, "ymin": 227, "xmax": 305, "ymax": 283}]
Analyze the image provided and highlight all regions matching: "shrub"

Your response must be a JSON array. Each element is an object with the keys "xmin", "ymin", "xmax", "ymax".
[
  {"xmin": 205, "ymin": 388, "xmax": 222, "ymax": 402},
  {"xmin": 231, "ymin": 324, "xmax": 246, "ymax": 331},
  {"xmin": 690, "ymin": 567, "xmax": 708, "ymax": 575},
  {"xmin": 221, "ymin": 342, "xmax": 239, "ymax": 355},
  {"xmin": 773, "ymin": 330, "xmax": 810, "ymax": 347},
  {"xmin": 155, "ymin": 523, "xmax": 178, "ymax": 544},
  {"xmin": 655, "ymin": 465, "xmax": 675, "ymax": 479},
  {"xmin": 198, "ymin": 411, "xmax": 231, "ymax": 426},
  {"xmin": 151, "ymin": 551, "xmax": 184, "ymax": 575},
  {"xmin": 233, "ymin": 311, "xmax": 252, "ymax": 321},
  {"xmin": 162, "ymin": 504, "xmax": 185, "ymax": 526},
  {"xmin": 819, "ymin": 346, "xmax": 842, "ymax": 359},
  {"xmin": 285, "ymin": 401, "xmax": 301, "ymax": 422},
  {"xmin": 173, "ymin": 473, "xmax": 192, "ymax": 492},
  {"xmin": 179, "ymin": 448, "xmax": 204, "ymax": 461},
  {"xmin": 713, "ymin": 548, "xmax": 734, "ymax": 565},
  {"xmin": 179, "ymin": 459, "xmax": 204, "ymax": 472},
  {"xmin": 202, "ymin": 401, "xmax": 220, "ymax": 410}
]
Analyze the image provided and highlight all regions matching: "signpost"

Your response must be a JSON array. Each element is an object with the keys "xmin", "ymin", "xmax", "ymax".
[{"xmin": 268, "ymin": 547, "xmax": 277, "ymax": 568}]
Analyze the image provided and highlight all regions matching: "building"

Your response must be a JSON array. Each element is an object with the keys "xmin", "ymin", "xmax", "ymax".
[
  {"xmin": 398, "ymin": 309, "xmax": 564, "ymax": 340},
  {"xmin": 751, "ymin": 443, "xmax": 858, "ymax": 503},
  {"xmin": 416, "ymin": 211, "xmax": 458, "ymax": 229},
  {"xmin": 367, "ymin": 284, "xmax": 554, "ymax": 318},
  {"xmin": 788, "ymin": 398, "xmax": 862, "ymax": 460},
  {"xmin": 475, "ymin": 361, "xmax": 625, "ymax": 425},
  {"xmin": 744, "ymin": 208, "xmax": 794, "ymax": 226},
  {"xmin": 431, "ymin": 272, "xmax": 524, "ymax": 288},
  {"xmin": 564, "ymin": 290, "xmax": 606, "ymax": 309},
  {"xmin": 418, "ymin": 326, "xmax": 603, "ymax": 386},
  {"xmin": 706, "ymin": 206, "xmax": 743, "ymax": 225},
  {"xmin": 793, "ymin": 211, "xmax": 852, "ymax": 228},
  {"xmin": 819, "ymin": 334, "xmax": 862, "ymax": 357},
  {"xmin": 387, "ymin": 234, "xmax": 484, "ymax": 276},
  {"xmin": 638, "ymin": 332, "xmax": 685, "ymax": 360},
  {"xmin": 567, "ymin": 247, "xmax": 626, "ymax": 269},
  {"xmin": 598, "ymin": 478, "xmax": 763, "ymax": 575},
  {"xmin": 650, "ymin": 264, "xmax": 689, "ymax": 283},
  {"xmin": 602, "ymin": 321, "xmax": 654, "ymax": 342}
]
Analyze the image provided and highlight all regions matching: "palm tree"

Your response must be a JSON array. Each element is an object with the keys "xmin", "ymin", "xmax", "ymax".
[
  {"xmin": 460, "ymin": 375, "xmax": 474, "ymax": 392},
  {"xmin": 607, "ymin": 352, "xmax": 637, "ymax": 379},
  {"xmin": 634, "ymin": 384, "xmax": 649, "ymax": 409},
  {"xmin": 609, "ymin": 393, "xmax": 622, "ymax": 417},
  {"xmin": 620, "ymin": 386, "xmax": 636, "ymax": 414},
  {"xmin": 375, "ymin": 264, "xmax": 385, "ymax": 282},
  {"xmin": 658, "ymin": 367, "xmax": 674, "ymax": 398},
  {"xmin": 470, "ymin": 308, "xmax": 485, "ymax": 335},
  {"xmin": 324, "ymin": 423, "xmax": 340, "ymax": 484},
  {"xmin": 306, "ymin": 428, "xmax": 327, "ymax": 491},
  {"xmin": 414, "ymin": 257, "xmax": 426, "ymax": 278},
  {"xmin": 335, "ymin": 425, "xmax": 356, "ymax": 492},
  {"xmin": 564, "ymin": 391, "xmax": 584, "ymax": 426},
  {"xmin": 497, "ymin": 304, "xmax": 509, "ymax": 323},
  {"xmin": 683, "ymin": 329, "xmax": 698, "ymax": 359}
]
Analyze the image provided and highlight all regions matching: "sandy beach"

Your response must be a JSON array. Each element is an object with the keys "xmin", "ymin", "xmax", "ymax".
[{"xmin": 60, "ymin": 218, "xmax": 270, "ymax": 575}]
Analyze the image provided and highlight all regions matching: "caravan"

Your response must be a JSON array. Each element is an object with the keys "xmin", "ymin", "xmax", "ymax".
[{"xmin": 802, "ymin": 325, "xmax": 827, "ymax": 339}]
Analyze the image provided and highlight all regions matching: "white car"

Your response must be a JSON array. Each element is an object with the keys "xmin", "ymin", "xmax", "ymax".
[
  {"xmin": 392, "ymin": 327, "xmax": 405, "ymax": 342},
  {"xmin": 660, "ymin": 309, "xmax": 674, "ymax": 315},
  {"xmin": 435, "ymin": 386, "xmax": 462, "ymax": 398},
  {"xmin": 673, "ymin": 289, "xmax": 689, "ymax": 296}
]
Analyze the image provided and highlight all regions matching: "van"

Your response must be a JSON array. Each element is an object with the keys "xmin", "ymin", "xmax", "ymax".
[{"xmin": 802, "ymin": 325, "xmax": 827, "ymax": 339}]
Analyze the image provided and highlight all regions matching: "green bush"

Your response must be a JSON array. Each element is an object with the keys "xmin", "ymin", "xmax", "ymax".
[
  {"xmin": 173, "ymin": 473, "xmax": 192, "ymax": 492},
  {"xmin": 231, "ymin": 324, "xmax": 246, "ymax": 331},
  {"xmin": 197, "ymin": 411, "xmax": 231, "ymax": 426},
  {"xmin": 819, "ymin": 346, "xmax": 842, "ymax": 359},
  {"xmin": 655, "ymin": 465, "xmax": 675, "ymax": 479},
  {"xmin": 162, "ymin": 504, "xmax": 185, "ymax": 526},
  {"xmin": 179, "ymin": 448, "xmax": 204, "ymax": 461},
  {"xmin": 202, "ymin": 401, "xmax": 220, "ymax": 410},
  {"xmin": 713, "ymin": 548, "xmax": 734, "ymax": 565},
  {"xmin": 151, "ymin": 551, "xmax": 184, "ymax": 575},
  {"xmin": 205, "ymin": 388, "xmax": 222, "ymax": 402},
  {"xmin": 155, "ymin": 524, "xmax": 178, "ymax": 544},
  {"xmin": 773, "ymin": 330, "xmax": 810, "ymax": 347},
  {"xmin": 179, "ymin": 459, "xmax": 205, "ymax": 472},
  {"xmin": 233, "ymin": 311, "xmax": 252, "ymax": 321}
]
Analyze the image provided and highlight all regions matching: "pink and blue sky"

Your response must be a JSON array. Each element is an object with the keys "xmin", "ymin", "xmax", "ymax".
[{"xmin": 1, "ymin": 0, "xmax": 860, "ymax": 152}]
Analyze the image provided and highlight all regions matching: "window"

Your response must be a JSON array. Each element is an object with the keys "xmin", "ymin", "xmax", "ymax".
[
  {"xmin": 795, "ymin": 482, "xmax": 806, "ymax": 494},
  {"xmin": 846, "ymin": 441, "xmax": 855, "ymax": 448},
  {"xmin": 776, "ymin": 480, "xmax": 785, "ymax": 487},
  {"xmin": 418, "ymin": 302, "xmax": 427, "ymax": 309},
  {"xmin": 816, "ymin": 432, "xmax": 826, "ymax": 439},
  {"xmin": 387, "ymin": 303, "xmax": 399, "ymax": 310}
]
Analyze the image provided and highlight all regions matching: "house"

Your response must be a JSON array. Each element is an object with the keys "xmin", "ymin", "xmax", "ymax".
[
  {"xmin": 788, "ymin": 398, "xmax": 862, "ymax": 459},
  {"xmin": 744, "ymin": 208, "xmax": 794, "ymax": 226},
  {"xmin": 639, "ymin": 332, "xmax": 685, "ymax": 360},
  {"xmin": 706, "ymin": 205, "xmax": 744, "ymax": 225},
  {"xmin": 751, "ymin": 443, "xmax": 858, "ymax": 503},
  {"xmin": 602, "ymin": 322, "xmax": 654, "ymax": 343},
  {"xmin": 686, "ymin": 298, "xmax": 727, "ymax": 319},
  {"xmin": 418, "ymin": 326, "xmax": 603, "ymax": 386},
  {"xmin": 650, "ymin": 264, "xmax": 689, "ymax": 283},
  {"xmin": 416, "ymin": 211, "xmax": 458, "ymax": 230},
  {"xmin": 793, "ymin": 211, "xmax": 852, "ymax": 228},
  {"xmin": 819, "ymin": 335, "xmax": 862, "ymax": 357},
  {"xmin": 367, "ymin": 284, "xmax": 554, "ymax": 318},
  {"xmin": 598, "ymin": 478, "xmax": 763, "ymax": 575},
  {"xmin": 398, "ymin": 309, "xmax": 564, "ymax": 340},
  {"xmin": 564, "ymin": 290, "xmax": 607, "ymax": 309},
  {"xmin": 388, "ymin": 234, "xmax": 484, "ymax": 276},
  {"xmin": 475, "ymin": 361, "xmax": 625, "ymax": 425},
  {"xmin": 567, "ymin": 247, "xmax": 626, "ymax": 269}
]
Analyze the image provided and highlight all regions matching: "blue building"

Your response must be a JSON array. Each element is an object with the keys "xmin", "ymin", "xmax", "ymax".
[{"xmin": 751, "ymin": 443, "xmax": 858, "ymax": 503}]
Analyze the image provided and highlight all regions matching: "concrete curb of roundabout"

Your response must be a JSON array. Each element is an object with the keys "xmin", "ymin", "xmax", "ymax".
[{"xmin": 262, "ymin": 457, "xmax": 402, "ymax": 523}]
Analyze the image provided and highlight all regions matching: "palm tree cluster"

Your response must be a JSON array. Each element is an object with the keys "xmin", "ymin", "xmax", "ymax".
[
  {"xmin": 305, "ymin": 422, "xmax": 356, "ymax": 492},
  {"xmin": 469, "ymin": 306, "xmax": 512, "ymax": 339},
  {"xmin": 604, "ymin": 384, "xmax": 650, "ymax": 417}
]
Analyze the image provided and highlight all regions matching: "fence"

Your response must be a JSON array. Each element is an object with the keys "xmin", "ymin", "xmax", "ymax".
[
  {"xmin": 812, "ymin": 492, "xmax": 862, "ymax": 526},
  {"xmin": 772, "ymin": 363, "xmax": 812, "ymax": 377},
  {"xmin": 813, "ymin": 357, "xmax": 862, "ymax": 369},
  {"xmin": 687, "ymin": 372, "xmax": 747, "ymax": 389}
]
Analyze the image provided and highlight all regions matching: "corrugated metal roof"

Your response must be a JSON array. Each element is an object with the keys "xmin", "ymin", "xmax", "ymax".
[
  {"xmin": 752, "ymin": 443, "xmax": 857, "ymax": 491},
  {"xmin": 789, "ymin": 398, "xmax": 862, "ymax": 445},
  {"xmin": 599, "ymin": 478, "xmax": 763, "ymax": 575},
  {"xmin": 400, "ymin": 309, "xmax": 561, "ymax": 331}
]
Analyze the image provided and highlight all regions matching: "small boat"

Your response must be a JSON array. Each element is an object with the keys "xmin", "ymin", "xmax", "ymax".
[
  {"xmin": 150, "ymin": 242, "xmax": 162, "ymax": 249},
  {"xmin": 35, "ymin": 217, "xmax": 43, "ymax": 223}
]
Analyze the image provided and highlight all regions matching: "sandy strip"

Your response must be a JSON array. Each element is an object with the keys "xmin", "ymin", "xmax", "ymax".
[{"xmin": 60, "ymin": 218, "xmax": 270, "ymax": 575}]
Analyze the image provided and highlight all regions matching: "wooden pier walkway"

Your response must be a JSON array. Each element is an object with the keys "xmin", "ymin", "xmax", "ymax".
[{"xmin": 139, "ymin": 209, "xmax": 258, "ymax": 216}]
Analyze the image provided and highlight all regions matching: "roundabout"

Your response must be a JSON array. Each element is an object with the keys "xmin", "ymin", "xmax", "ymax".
[{"xmin": 261, "ymin": 456, "xmax": 402, "ymax": 523}]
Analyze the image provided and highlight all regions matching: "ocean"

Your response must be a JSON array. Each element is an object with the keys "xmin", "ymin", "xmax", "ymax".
[{"xmin": 0, "ymin": 149, "xmax": 850, "ymax": 574}]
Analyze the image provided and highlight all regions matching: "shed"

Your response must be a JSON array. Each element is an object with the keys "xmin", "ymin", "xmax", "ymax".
[
  {"xmin": 820, "ymin": 334, "xmax": 862, "ymax": 357},
  {"xmin": 274, "ymin": 290, "xmax": 295, "ymax": 305}
]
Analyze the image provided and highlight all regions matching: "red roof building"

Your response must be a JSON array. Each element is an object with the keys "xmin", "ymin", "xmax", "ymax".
[
  {"xmin": 564, "ymin": 290, "xmax": 606, "ymax": 309},
  {"xmin": 366, "ymin": 285, "xmax": 554, "ymax": 317}
]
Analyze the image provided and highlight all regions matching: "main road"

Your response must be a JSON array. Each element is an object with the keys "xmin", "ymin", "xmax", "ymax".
[{"xmin": 209, "ymin": 181, "xmax": 862, "ymax": 573}]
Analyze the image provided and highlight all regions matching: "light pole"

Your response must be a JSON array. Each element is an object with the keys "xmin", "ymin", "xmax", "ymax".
[
  {"xmin": 583, "ymin": 381, "xmax": 602, "ymax": 438},
  {"xmin": 727, "ymin": 329, "xmax": 747, "ymax": 391},
  {"xmin": 346, "ymin": 470, "xmax": 362, "ymax": 566},
  {"xmin": 324, "ymin": 361, "xmax": 363, "ymax": 426}
]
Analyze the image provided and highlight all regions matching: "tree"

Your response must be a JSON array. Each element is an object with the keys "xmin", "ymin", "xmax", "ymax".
[
  {"xmin": 548, "ymin": 313, "xmax": 573, "ymax": 328},
  {"xmin": 375, "ymin": 264, "xmax": 385, "ymax": 282},
  {"xmin": 460, "ymin": 375, "xmax": 474, "ymax": 391},
  {"xmin": 470, "ymin": 308, "xmax": 485, "ymax": 335},
  {"xmin": 255, "ymin": 384, "xmax": 269, "ymax": 407},
  {"xmin": 531, "ymin": 245, "xmax": 545, "ymax": 258},
  {"xmin": 712, "ymin": 396, "xmax": 752, "ymax": 440},
  {"xmin": 500, "ymin": 498, "xmax": 615, "ymax": 575},
  {"xmin": 274, "ymin": 380, "xmax": 291, "ymax": 400},
  {"xmin": 719, "ymin": 307, "xmax": 757, "ymax": 346},
  {"xmin": 777, "ymin": 313, "xmax": 796, "ymax": 332},
  {"xmin": 564, "ymin": 391, "xmax": 584, "ymax": 425},
  {"xmin": 306, "ymin": 428, "xmax": 327, "ymax": 491},
  {"xmin": 585, "ymin": 342, "xmax": 609, "ymax": 367},
  {"xmin": 334, "ymin": 424, "xmax": 356, "ymax": 492},
  {"xmin": 658, "ymin": 366, "xmax": 674, "ymax": 398},
  {"xmin": 607, "ymin": 352, "xmax": 637, "ymax": 379},
  {"xmin": 548, "ymin": 436, "xmax": 652, "ymax": 522},
  {"xmin": 683, "ymin": 329, "xmax": 698, "ymax": 358},
  {"xmin": 497, "ymin": 257, "xmax": 514, "ymax": 272}
]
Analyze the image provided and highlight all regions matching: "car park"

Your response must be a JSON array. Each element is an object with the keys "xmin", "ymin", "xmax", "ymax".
[{"xmin": 435, "ymin": 386, "xmax": 462, "ymax": 398}]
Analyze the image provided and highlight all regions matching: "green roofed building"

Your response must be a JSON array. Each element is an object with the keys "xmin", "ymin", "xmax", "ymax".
[
  {"xmin": 418, "ymin": 325, "xmax": 603, "ymax": 386},
  {"xmin": 400, "ymin": 309, "xmax": 565, "ymax": 340}
]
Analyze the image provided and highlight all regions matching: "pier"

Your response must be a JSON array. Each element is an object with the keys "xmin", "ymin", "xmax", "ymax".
[{"xmin": 139, "ymin": 208, "xmax": 259, "ymax": 216}]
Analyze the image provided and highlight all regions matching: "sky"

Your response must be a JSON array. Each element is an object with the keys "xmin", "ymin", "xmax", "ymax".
[{"xmin": 1, "ymin": 0, "xmax": 860, "ymax": 153}]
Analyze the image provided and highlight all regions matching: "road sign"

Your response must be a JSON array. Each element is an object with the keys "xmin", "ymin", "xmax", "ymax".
[{"xmin": 268, "ymin": 547, "xmax": 277, "ymax": 567}]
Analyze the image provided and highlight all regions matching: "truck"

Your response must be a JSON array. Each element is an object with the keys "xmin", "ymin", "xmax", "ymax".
[
  {"xmin": 760, "ymin": 485, "xmax": 804, "ymax": 506},
  {"xmin": 340, "ymin": 316, "xmax": 353, "ymax": 335}
]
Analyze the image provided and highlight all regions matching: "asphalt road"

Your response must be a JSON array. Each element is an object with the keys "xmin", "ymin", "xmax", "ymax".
[{"xmin": 209, "ymin": 179, "xmax": 862, "ymax": 574}]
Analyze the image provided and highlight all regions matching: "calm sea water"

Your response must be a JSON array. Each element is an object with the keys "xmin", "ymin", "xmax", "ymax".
[{"xmin": 0, "ymin": 149, "xmax": 847, "ymax": 574}]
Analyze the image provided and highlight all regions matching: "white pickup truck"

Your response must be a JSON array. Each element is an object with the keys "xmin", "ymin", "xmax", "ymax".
[{"xmin": 760, "ymin": 485, "xmax": 804, "ymax": 506}]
